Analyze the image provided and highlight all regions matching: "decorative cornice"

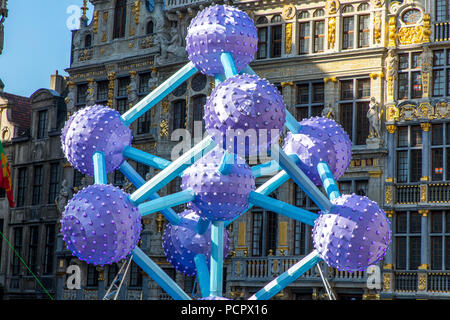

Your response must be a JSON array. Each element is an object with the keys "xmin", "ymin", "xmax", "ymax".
[
  {"xmin": 420, "ymin": 122, "xmax": 431, "ymax": 132},
  {"xmin": 386, "ymin": 124, "xmax": 397, "ymax": 134}
]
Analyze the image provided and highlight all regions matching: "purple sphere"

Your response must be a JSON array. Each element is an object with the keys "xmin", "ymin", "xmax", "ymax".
[
  {"xmin": 205, "ymin": 74, "xmax": 286, "ymax": 157},
  {"xmin": 182, "ymin": 147, "xmax": 255, "ymax": 221},
  {"xmin": 300, "ymin": 117, "xmax": 352, "ymax": 180},
  {"xmin": 162, "ymin": 210, "xmax": 230, "ymax": 276},
  {"xmin": 61, "ymin": 184, "xmax": 142, "ymax": 266},
  {"xmin": 312, "ymin": 194, "xmax": 392, "ymax": 272},
  {"xmin": 186, "ymin": 5, "xmax": 258, "ymax": 76},
  {"xmin": 61, "ymin": 105, "xmax": 132, "ymax": 176},
  {"xmin": 282, "ymin": 117, "xmax": 352, "ymax": 186}
]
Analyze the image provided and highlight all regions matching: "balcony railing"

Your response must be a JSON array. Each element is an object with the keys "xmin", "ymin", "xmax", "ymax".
[
  {"xmin": 434, "ymin": 21, "xmax": 450, "ymax": 42},
  {"xmin": 428, "ymin": 183, "xmax": 450, "ymax": 203},
  {"xmin": 395, "ymin": 184, "xmax": 420, "ymax": 204},
  {"xmin": 394, "ymin": 272, "xmax": 418, "ymax": 292},
  {"xmin": 229, "ymin": 256, "xmax": 366, "ymax": 283},
  {"xmin": 428, "ymin": 273, "xmax": 450, "ymax": 293}
]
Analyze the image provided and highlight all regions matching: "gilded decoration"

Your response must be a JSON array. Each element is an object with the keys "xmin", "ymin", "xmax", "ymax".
[
  {"xmin": 160, "ymin": 120, "xmax": 169, "ymax": 138},
  {"xmin": 420, "ymin": 122, "xmax": 431, "ymax": 132},
  {"xmin": 161, "ymin": 99, "xmax": 170, "ymax": 115},
  {"xmin": 388, "ymin": 16, "xmax": 397, "ymax": 47},
  {"xmin": 281, "ymin": 4, "xmax": 296, "ymax": 20},
  {"xmin": 383, "ymin": 273, "xmax": 391, "ymax": 291},
  {"xmin": 373, "ymin": 12, "xmax": 382, "ymax": 44},
  {"xmin": 435, "ymin": 102, "xmax": 450, "ymax": 118},
  {"xmin": 385, "ymin": 186, "xmax": 393, "ymax": 204},
  {"xmin": 285, "ymin": 23, "xmax": 293, "ymax": 54},
  {"xmin": 418, "ymin": 273, "xmax": 427, "ymax": 291},
  {"xmin": 397, "ymin": 25, "xmax": 424, "ymax": 45},
  {"xmin": 132, "ymin": 1, "xmax": 141, "ymax": 25},
  {"xmin": 93, "ymin": 10, "xmax": 99, "ymax": 33},
  {"xmin": 423, "ymin": 13, "xmax": 431, "ymax": 43},
  {"xmin": 325, "ymin": 0, "xmax": 339, "ymax": 15},
  {"xmin": 399, "ymin": 104, "xmax": 417, "ymax": 121},
  {"xmin": 385, "ymin": 104, "xmax": 399, "ymax": 122},
  {"xmin": 107, "ymin": 72, "xmax": 116, "ymax": 108},
  {"xmin": 328, "ymin": 17, "xmax": 336, "ymax": 49},
  {"xmin": 420, "ymin": 185, "xmax": 427, "ymax": 202},
  {"xmin": 422, "ymin": 72, "xmax": 430, "ymax": 97}
]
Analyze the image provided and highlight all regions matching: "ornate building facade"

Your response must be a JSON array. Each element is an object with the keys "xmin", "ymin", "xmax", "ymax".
[{"xmin": 49, "ymin": 0, "xmax": 450, "ymax": 300}]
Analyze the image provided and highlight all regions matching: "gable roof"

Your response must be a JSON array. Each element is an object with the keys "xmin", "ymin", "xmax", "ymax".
[{"xmin": 0, "ymin": 92, "xmax": 32, "ymax": 128}]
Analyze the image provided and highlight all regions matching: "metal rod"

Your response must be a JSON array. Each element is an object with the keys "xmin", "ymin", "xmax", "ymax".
[
  {"xmin": 121, "ymin": 61, "xmax": 198, "ymax": 126},
  {"xmin": 195, "ymin": 218, "xmax": 210, "ymax": 235},
  {"xmin": 138, "ymin": 189, "xmax": 196, "ymax": 216},
  {"xmin": 220, "ymin": 52, "xmax": 238, "ymax": 79},
  {"xmin": 284, "ymin": 110, "xmax": 302, "ymax": 134},
  {"xmin": 210, "ymin": 221, "xmax": 224, "ymax": 297},
  {"xmin": 194, "ymin": 254, "xmax": 210, "ymax": 298},
  {"xmin": 123, "ymin": 145, "xmax": 171, "ymax": 170},
  {"xmin": 119, "ymin": 161, "xmax": 182, "ymax": 225},
  {"xmin": 248, "ymin": 191, "xmax": 317, "ymax": 226},
  {"xmin": 317, "ymin": 161, "xmax": 341, "ymax": 201},
  {"xmin": 129, "ymin": 136, "xmax": 216, "ymax": 205},
  {"xmin": 132, "ymin": 247, "xmax": 192, "ymax": 300},
  {"xmin": 251, "ymin": 160, "xmax": 280, "ymax": 178},
  {"xmin": 272, "ymin": 145, "xmax": 332, "ymax": 212},
  {"xmin": 218, "ymin": 151, "xmax": 233, "ymax": 175},
  {"xmin": 93, "ymin": 151, "xmax": 107, "ymax": 185},
  {"xmin": 248, "ymin": 250, "xmax": 322, "ymax": 300}
]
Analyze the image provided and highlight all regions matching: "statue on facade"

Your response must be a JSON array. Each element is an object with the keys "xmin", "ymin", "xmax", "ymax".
[
  {"xmin": 157, "ymin": 25, "xmax": 186, "ymax": 64},
  {"xmin": 55, "ymin": 179, "xmax": 72, "ymax": 214},
  {"xmin": 0, "ymin": 20, "xmax": 4, "ymax": 55},
  {"xmin": 127, "ymin": 74, "xmax": 138, "ymax": 107},
  {"xmin": 147, "ymin": 68, "xmax": 158, "ymax": 91},
  {"xmin": 385, "ymin": 49, "xmax": 398, "ymax": 77},
  {"xmin": 366, "ymin": 97, "xmax": 384, "ymax": 149},
  {"xmin": 322, "ymin": 103, "xmax": 336, "ymax": 120},
  {"xmin": 65, "ymin": 83, "xmax": 76, "ymax": 112},
  {"xmin": 419, "ymin": 46, "xmax": 433, "ymax": 73},
  {"xmin": 86, "ymin": 80, "xmax": 95, "ymax": 106}
]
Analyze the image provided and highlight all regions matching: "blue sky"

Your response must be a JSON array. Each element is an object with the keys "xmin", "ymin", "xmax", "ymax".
[{"xmin": 0, "ymin": 0, "xmax": 94, "ymax": 97}]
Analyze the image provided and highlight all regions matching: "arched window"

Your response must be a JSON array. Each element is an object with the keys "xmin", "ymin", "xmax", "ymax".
[
  {"xmin": 172, "ymin": 99, "xmax": 186, "ymax": 131},
  {"xmin": 192, "ymin": 95, "xmax": 206, "ymax": 133},
  {"xmin": 298, "ymin": 11, "xmax": 310, "ymax": 19},
  {"xmin": 84, "ymin": 34, "xmax": 92, "ymax": 48},
  {"xmin": 146, "ymin": 20, "xmax": 154, "ymax": 35},
  {"xmin": 357, "ymin": 2, "xmax": 370, "ymax": 11},
  {"xmin": 342, "ymin": 5, "xmax": 354, "ymax": 13},
  {"xmin": 113, "ymin": 0, "xmax": 127, "ymax": 39},
  {"xmin": 256, "ymin": 15, "xmax": 282, "ymax": 60},
  {"xmin": 256, "ymin": 16, "xmax": 268, "ymax": 25},
  {"xmin": 313, "ymin": 9, "xmax": 325, "ymax": 17}
]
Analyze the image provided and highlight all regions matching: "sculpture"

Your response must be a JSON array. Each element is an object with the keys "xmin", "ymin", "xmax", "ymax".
[
  {"xmin": 419, "ymin": 46, "xmax": 433, "ymax": 73},
  {"xmin": 321, "ymin": 103, "xmax": 336, "ymax": 119},
  {"xmin": 385, "ymin": 49, "xmax": 398, "ymax": 77},
  {"xmin": 59, "ymin": 5, "xmax": 391, "ymax": 300},
  {"xmin": 367, "ymin": 97, "xmax": 382, "ymax": 139},
  {"xmin": 55, "ymin": 179, "xmax": 72, "ymax": 214}
]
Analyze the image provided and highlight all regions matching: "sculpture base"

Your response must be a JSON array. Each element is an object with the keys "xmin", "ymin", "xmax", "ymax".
[{"xmin": 366, "ymin": 137, "xmax": 384, "ymax": 149}]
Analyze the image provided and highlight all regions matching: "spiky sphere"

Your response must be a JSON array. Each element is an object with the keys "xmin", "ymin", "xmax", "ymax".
[
  {"xmin": 61, "ymin": 184, "xmax": 142, "ymax": 266},
  {"xmin": 61, "ymin": 104, "xmax": 132, "ymax": 176},
  {"xmin": 312, "ymin": 194, "xmax": 392, "ymax": 272},
  {"xmin": 181, "ymin": 147, "xmax": 255, "ymax": 221},
  {"xmin": 185, "ymin": 5, "xmax": 258, "ymax": 76},
  {"xmin": 283, "ymin": 131, "xmax": 337, "ymax": 186},
  {"xmin": 204, "ymin": 74, "xmax": 286, "ymax": 157},
  {"xmin": 162, "ymin": 210, "xmax": 230, "ymax": 276},
  {"xmin": 299, "ymin": 117, "xmax": 352, "ymax": 180}
]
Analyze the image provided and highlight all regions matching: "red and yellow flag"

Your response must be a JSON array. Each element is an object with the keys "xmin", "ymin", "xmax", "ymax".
[{"xmin": 0, "ymin": 141, "xmax": 14, "ymax": 207}]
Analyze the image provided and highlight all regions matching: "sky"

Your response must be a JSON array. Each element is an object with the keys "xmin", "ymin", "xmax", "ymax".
[{"xmin": 0, "ymin": 0, "xmax": 94, "ymax": 97}]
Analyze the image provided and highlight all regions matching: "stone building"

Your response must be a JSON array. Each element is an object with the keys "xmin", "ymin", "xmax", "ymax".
[
  {"xmin": 0, "ymin": 0, "xmax": 7, "ymax": 55},
  {"xmin": 0, "ymin": 73, "xmax": 67, "ymax": 299},
  {"xmin": 53, "ymin": 0, "xmax": 450, "ymax": 300}
]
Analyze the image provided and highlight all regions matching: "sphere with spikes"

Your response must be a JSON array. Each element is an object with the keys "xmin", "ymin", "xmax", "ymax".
[
  {"xmin": 61, "ymin": 104, "xmax": 132, "ymax": 176},
  {"xmin": 282, "ymin": 117, "xmax": 351, "ymax": 186},
  {"xmin": 185, "ymin": 4, "xmax": 258, "ymax": 76},
  {"xmin": 61, "ymin": 184, "xmax": 142, "ymax": 266},
  {"xmin": 312, "ymin": 194, "xmax": 392, "ymax": 272},
  {"xmin": 205, "ymin": 74, "xmax": 286, "ymax": 157},
  {"xmin": 162, "ymin": 210, "xmax": 230, "ymax": 276},
  {"xmin": 181, "ymin": 147, "xmax": 255, "ymax": 221}
]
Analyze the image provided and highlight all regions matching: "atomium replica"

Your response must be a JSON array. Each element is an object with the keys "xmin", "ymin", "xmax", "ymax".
[{"xmin": 60, "ymin": 4, "xmax": 391, "ymax": 300}]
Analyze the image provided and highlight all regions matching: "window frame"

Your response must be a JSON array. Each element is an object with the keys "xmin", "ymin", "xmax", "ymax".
[
  {"xmin": 395, "ymin": 125, "xmax": 423, "ymax": 183},
  {"xmin": 394, "ymin": 211, "xmax": 422, "ymax": 270},
  {"xmin": 255, "ymin": 15, "xmax": 284, "ymax": 60},
  {"xmin": 293, "ymin": 80, "xmax": 325, "ymax": 121}
]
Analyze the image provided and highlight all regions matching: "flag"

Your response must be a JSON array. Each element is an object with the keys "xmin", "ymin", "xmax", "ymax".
[{"xmin": 0, "ymin": 141, "xmax": 14, "ymax": 208}]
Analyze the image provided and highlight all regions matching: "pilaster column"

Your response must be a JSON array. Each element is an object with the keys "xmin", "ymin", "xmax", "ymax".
[
  {"xmin": 107, "ymin": 72, "xmax": 116, "ymax": 108},
  {"xmin": 96, "ymin": 266, "xmax": 105, "ymax": 299},
  {"xmin": 420, "ymin": 122, "xmax": 430, "ymax": 205},
  {"xmin": 386, "ymin": 124, "xmax": 397, "ymax": 181},
  {"xmin": 418, "ymin": 209, "xmax": 430, "ymax": 269}
]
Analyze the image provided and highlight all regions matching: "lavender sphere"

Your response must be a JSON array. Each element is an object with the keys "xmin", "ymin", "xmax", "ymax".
[
  {"xmin": 205, "ymin": 74, "xmax": 286, "ymax": 157},
  {"xmin": 299, "ymin": 117, "xmax": 352, "ymax": 180},
  {"xmin": 282, "ymin": 117, "xmax": 352, "ymax": 186},
  {"xmin": 61, "ymin": 105, "xmax": 132, "ymax": 176},
  {"xmin": 61, "ymin": 184, "xmax": 142, "ymax": 266},
  {"xmin": 181, "ymin": 147, "xmax": 255, "ymax": 221},
  {"xmin": 162, "ymin": 210, "xmax": 230, "ymax": 276},
  {"xmin": 312, "ymin": 194, "xmax": 392, "ymax": 272},
  {"xmin": 186, "ymin": 5, "xmax": 258, "ymax": 76}
]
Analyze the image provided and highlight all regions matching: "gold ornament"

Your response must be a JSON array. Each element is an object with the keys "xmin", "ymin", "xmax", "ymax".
[
  {"xmin": 285, "ymin": 23, "xmax": 293, "ymax": 54},
  {"xmin": 398, "ymin": 26, "xmax": 424, "ymax": 45},
  {"xmin": 328, "ymin": 17, "xmax": 336, "ymax": 49}
]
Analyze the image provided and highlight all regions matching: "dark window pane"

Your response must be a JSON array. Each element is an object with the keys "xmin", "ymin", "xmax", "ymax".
[
  {"xmin": 299, "ymin": 23, "xmax": 310, "ymax": 54},
  {"xmin": 434, "ymin": 50, "xmax": 445, "ymax": 66},
  {"xmin": 32, "ymin": 166, "xmax": 43, "ymax": 206},
  {"xmin": 257, "ymin": 27, "xmax": 268, "ymax": 59},
  {"xmin": 412, "ymin": 52, "xmax": 421, "ymax": 68},
  {"xmin": 410, "ymin": 236, "xmax": 421, "ymax": 269},
  {"xmin": 77, "ymin": 84, "xmax": 88, "ymax": 104},
  {"xmin": 311, "ymin": 105, "xmax": 323, "ymax": 117},
  {"xmin": 113, "ymin": 0, "xmax": 127, "ymax": 39},
  {"xmin": 37, "ymin": 110, "xmax": 48, "ymax": 139},
  {"xmin": 356, "ymin": 102, "xmax": 369, "ymax": 145},
  {"xmin": 138, "ymin": 73, "xmax": 151, "ymax": 94},
  {"xmin": 432, "ymin": 212, "xmax": 443, "ymax": 233},
  {"xmin": 314, "ymin": 21, "xmax": 324, "ymax": 52},
  {"xmin": 87, "ymin": 265, "xmax": 99, "ymax": 287},
  {"xmin": 17, "ymin": 168, "xmax": 27, "ymax": 207},
  {"xmin": 28, "ymin": 226, "xmax": 39, "ymax": 273},
  {"xmin": 48, "ymin": 163, "xmax": 59, "ymax": 204},
  {"xmin": 432, "ymin": 148, "xmax": 444, "ymax": 181},
  {"xmin": 398, "ymin": 73, "xmax": 409, "ymax": 99},
  {"xmin": 341, "ymin": 80, "xmax": 353, "ymax": 100},
  {"xmin": 357, "ymin": 79, "xmax": 370, "ymax": 99},
  {"xmin": 397, "ymin": 151, "xmax": 408, "ymax": 183},
  {"xmin": 446, "ymin": 211, "xmax": 450, "ymax": 233},
  {"xmin": 398, "ymin": 126, "xmax": 408, "ymax": 147},
  {"xmin": 97, "ymin": 81, "xmax": 109, "ymax": 102},
  {"xmin": 340, "ymin": 103, "xmax": 353, "ymax": 142},
  {"xmin": 358, "ymin": 15, "xmax": 370, "ymax": 47},
  {"xmin": 339, "ymin": 181, "xmax": 352, "ymax": 195},
  {"xmin": 172, "ymin": 100, "xmax": 186, "ymax": 130},
  {"xmin": 312, "ymin": 83, "xmax": 324, "ymax": 103},
  {"xmin": 410, "ymin": 149, "xmax": 422, "ymax": 182},
  {"xmin": 117, "ymin": 77, "xmax": 130, "ymax": 97},
  {"xmin": 445, "ymin": 237, "xmax": 450, "ymax": 270},
  {"xmin": 396, "ymin": 236, "xmax": 407, "ymax": 270},
  {"xmin": 116, "ymin": 99, "xmax": 128, "ymax": 114},
  {"xmin": 342, "ymin": 17, "xmax": 354, "ymax": 49},
  {"xmin": 44, "ymin": 224, "xmax": 55, "ymax": 274},
  {"xmin": 432, "ymin": 124, "xmax": 444, "ymax": 145},
  {"xmin": 173, "ymin": 82, "xmax": 187, "ymax": 97},
  {"xmin": 355, "ymin": 180, "xmax": 368, "ymax": 196},
  {"xmin": 191, "ymin": 73, "xmax": 207, "ymax": 92},
  {"xmin": 433, "ymin": 69, "xmax": 445, "ymax": 96},
  {"xmin": 410, "ymin": 212, "xmax": 422, "ymax": 233},
  {"xmin": 411, "ymin": 71, "xmax": 422, "ymax": 98},
  {"xmin": 447, "ymin": 147, "xmax": 450, "ymax": 180},
  {"xmin": 396, "ymin": 212, "xmax": 407, "ymax": 233},
  {"xmin": 297, "ymin": 84, "xmax": 309, "ymax": 104},
  {"xmin": 411, "ymin": 125, "xmax": 422, "ymax": 146},
  {"xmin": 399, "ymin": 54, "xmax": 409, "ymax": 69},
  {"xmin": 265, "ymin": 211, "xmax": 278, "ymax": 255},
  {"xmin": 252, "ymin": 210, "xmax": 263, "ymax": 256},
  {"xmin": 296, "ymin": 107, "xmax": 308, "ymax": 121},
  {"xmin": 431, "ymin": 236, "xmax": 443, "ymax": 270},
  {"xmin": 271, "ymin": 25, "xmax": 282, "ymax": 58}
]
